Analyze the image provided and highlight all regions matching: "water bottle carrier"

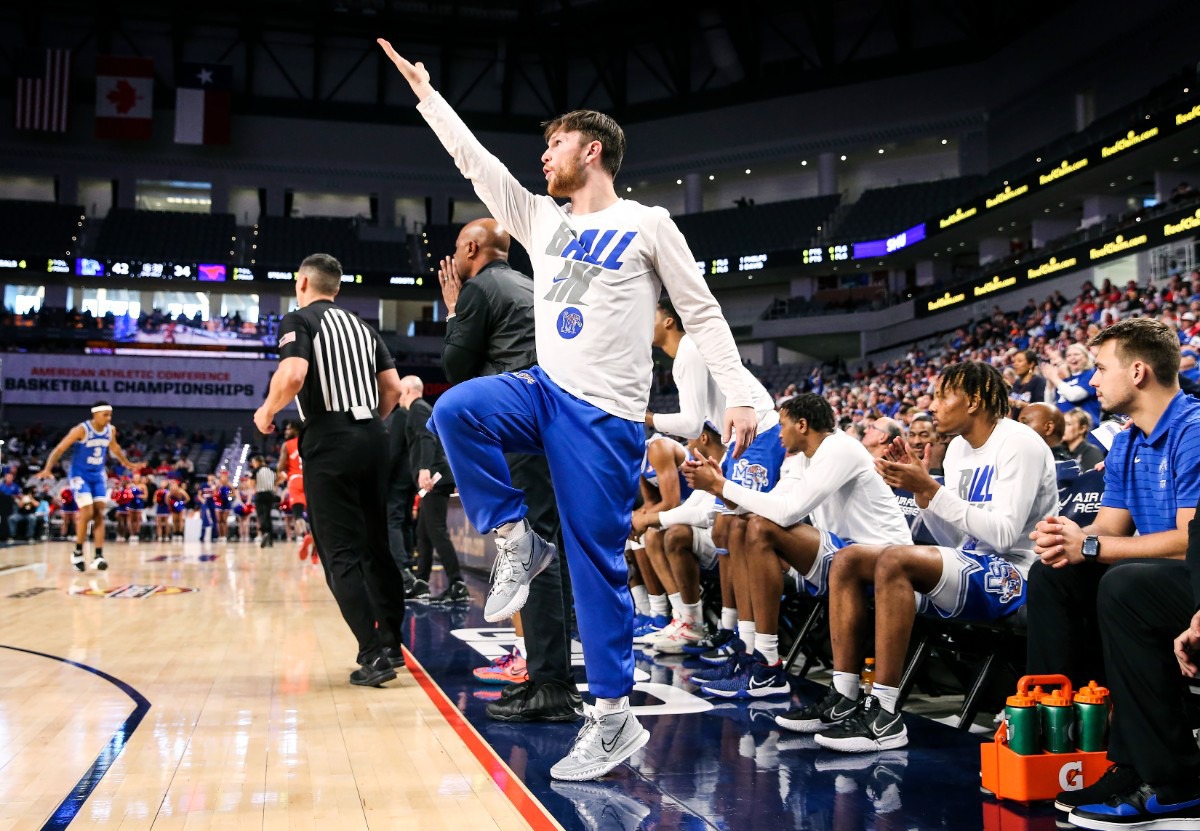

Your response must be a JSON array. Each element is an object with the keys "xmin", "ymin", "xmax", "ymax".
[{"xmin": 980, "ymin": 674, "xmax": 1112, "ymax": 802}]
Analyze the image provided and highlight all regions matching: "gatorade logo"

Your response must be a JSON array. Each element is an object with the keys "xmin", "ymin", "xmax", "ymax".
[{"xmin": 1059, "ymin": 760, "xmax": 1084, "ymax": 791}]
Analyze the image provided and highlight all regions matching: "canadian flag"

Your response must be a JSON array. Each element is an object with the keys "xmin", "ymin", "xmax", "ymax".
[{"xmin": 95, "ymin": 55, "xmax": 154, "ymax": 140}]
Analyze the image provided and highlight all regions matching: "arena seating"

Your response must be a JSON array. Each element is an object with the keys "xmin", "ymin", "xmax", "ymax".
[
  {"xmin": 94, "ymin": 209, "xmax": 238, "ymax": 261},
  {"xmin": 0, "ymin": 199, "xmax": 85, "ymax": 258},
  {"xmin": 673, "ymin": 194, "xmax": 841, "ymax": 261},
  {"xmin": 834, "ymin": 177, "xmax": 981, "ymax": 242},
  {"xmin": 254, "ymin": 216, "xmax": 414, "ymax": 272}
]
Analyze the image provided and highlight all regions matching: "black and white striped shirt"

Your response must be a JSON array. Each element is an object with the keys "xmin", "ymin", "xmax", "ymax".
[{"xmin": 278, "ymin": 300, "xmax": 396, "ymax": 423}]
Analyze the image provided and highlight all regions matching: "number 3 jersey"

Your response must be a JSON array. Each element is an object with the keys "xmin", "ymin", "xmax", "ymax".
[{"xmin": 69, "ymin": 421, "xmax": 111, "ymax": 478}]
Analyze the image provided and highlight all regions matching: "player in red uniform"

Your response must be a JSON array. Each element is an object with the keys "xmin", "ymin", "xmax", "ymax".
[{"xmin": 278, "ymin": 421, "xmax": 315, "ymax": 562}]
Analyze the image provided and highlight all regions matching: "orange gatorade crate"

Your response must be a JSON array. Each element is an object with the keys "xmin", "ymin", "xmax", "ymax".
[{"xmin": 980, "ymin": 674, "xmax": 1112, "ymax": 802}]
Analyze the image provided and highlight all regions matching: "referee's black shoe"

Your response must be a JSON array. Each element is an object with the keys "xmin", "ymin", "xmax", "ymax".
[
  {"xmin": 486, "ymin": 679, "xmax": 583, "ymax": 722},
  {"xmin": 431, "ymin": 580, "xmax": 470, "ymax": 605},
  {"xmin": 350, "ymin": 656, "xmax": 397, "ymax": 687},
  {"xmin": 383, "ymin": 646, "xmax": 406, "ymax": 668}
]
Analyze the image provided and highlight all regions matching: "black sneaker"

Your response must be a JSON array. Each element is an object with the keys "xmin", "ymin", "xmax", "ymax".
[
  {"xmin": 71, "ymin": 551, "xmax": 85, "ymax": 572},
  {"xmin": 383, "ymin": 646, "xmax": 406, "ymax": 669},
  {"xmin": 349, "ymin": 656, "xmax": 397, "ymax": 687},
  {"xmin": 814, "ymin": 695, "xmax": 908, "ymax": 752},
  {"xmin": 92, "ymin": 554, "xmax": 108, "ymax": 571},
  {"xmin": 776, "ymin": 687, "xmax": 862, "ymax": 733},
  {"xmin": 1069, "ymin": 781, "xmax": 1200, "ymax": 829},
  {"xmin": 431, "ymin": 580, "xmax": 470, "ymax": 605},
  {"xmin": 486, "ymin": 680, "xmax": 583, "ymax": 722},
  {"xmin": 1054, "ymin": 764, "xmax": 1142, "ymax": 813},
  {"xmin": 405, "ymin": 578, "xmax": 430, "ymax": 601},
  {"xmin": 682, "ymin": 627, "xmax": 734, "ymax": 656}
]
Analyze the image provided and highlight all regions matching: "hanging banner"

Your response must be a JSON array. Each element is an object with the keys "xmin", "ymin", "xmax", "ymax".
[{"xmin": 0, "ymin": 353, "xmax": 279, "ymax": 409}]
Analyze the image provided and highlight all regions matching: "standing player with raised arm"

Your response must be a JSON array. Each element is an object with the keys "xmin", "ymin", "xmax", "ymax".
[
  {"xmin": 378, "ymin": 39, "xmax": 759, "ymax": 782},
  {"xmin": 38, "ymin": 401, "xmax": 135, "ymax": 571}
]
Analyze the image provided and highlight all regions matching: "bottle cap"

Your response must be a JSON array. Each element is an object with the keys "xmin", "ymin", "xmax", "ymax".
[
  {"xmin": 1041, "ymin": 688, "xmax": 1073, "ymax": 707},
  {"xmin": 1074, "ymin": 680, "xmax": 1110, "ymax": 704},
  {"xmin": 865, "ymin": 658, "xmax": 875, "ymax": 667},
  {"xmin": 1006, "ymin": 691, "xmax": 1038, "ymax": 707},
  {"xmin": 1030, "ymin": 685, "xmax": 1046, "ymax": 701}
]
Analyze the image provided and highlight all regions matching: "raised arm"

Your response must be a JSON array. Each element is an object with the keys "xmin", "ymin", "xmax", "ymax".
[{"xmin": 378, "ymin": 38, "xmax": 539, "ymax": 247}]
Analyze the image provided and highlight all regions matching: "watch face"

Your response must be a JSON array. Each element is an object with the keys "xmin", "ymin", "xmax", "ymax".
[{"xmin": 1083, "ymin": 537, "xmax": 1099, "ymax": 559}]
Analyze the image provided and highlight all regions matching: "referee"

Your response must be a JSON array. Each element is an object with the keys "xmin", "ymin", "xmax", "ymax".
[
  {"xmin": 254, "ymin": 252, "xmax": 408, "ymax": 687},
  {"xmin": 249, "ymin": 455, "xmax": 276, "ymax": 547}
]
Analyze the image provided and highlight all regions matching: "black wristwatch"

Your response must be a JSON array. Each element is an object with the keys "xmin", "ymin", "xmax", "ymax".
[{"xmin": 1081, "ymin": 535, "xmax": 1101, "ymax": 561}]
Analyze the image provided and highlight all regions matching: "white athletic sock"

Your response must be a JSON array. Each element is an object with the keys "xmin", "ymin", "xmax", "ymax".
[
  {"xmin": 682, "ymin": 601, "xmax": 703, "ymax": 626},
  {"xmin": 755, "ymin": 633, "xmax": 780, "ymax": 665},
  {"xmin": 495, "ymin": 518, "xmax": 528, "ymax": 541},
  {"xmin": 832, "ymin": 671, "xmax": 861, "ymax": 701},
  {"xmin": 737, "ymin": 620, "xmax": 756, "ymax": 645},
  {"xmin": 630, "ymin": 584, "xmax": 651, "ymax": 616},
  {"xmin": 872, "ymin": 682, "xmax": 900, "ymax": 714},
  {"xmin": 649, "ymin": 594, "xmax": 670, "ymax": 618},
  {"xmin": 594, "ymin": 696, "xmax": 629, "ymax": 715},
  {"xmin": 721, "ymin": 607, "xmax": 739, "ymax": 631},
  {"xmin": 513, "ymin": 637, "xmax": 526, "ymax": 659},
  {"xmin": 667, "ymin": 592, "xmax": 684, "ymax": 619}
]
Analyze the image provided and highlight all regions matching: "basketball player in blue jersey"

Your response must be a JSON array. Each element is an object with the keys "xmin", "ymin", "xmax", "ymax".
[
  {"xmin": 380, "ymin": 40, "xmax": 759, "ymax": 781},
  {"xmin": 630, "ymin": 435, "xmax": 695, "ymax": 647},
  {"xmin": 38, "ymin": 401, "xmax": 135, "ymax": 571}
]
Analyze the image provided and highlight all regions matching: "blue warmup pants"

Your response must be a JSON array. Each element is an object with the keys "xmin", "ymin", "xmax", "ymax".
[{"xmin": 430, "ymin": 366, "xmax": 643, "ymax": 699}]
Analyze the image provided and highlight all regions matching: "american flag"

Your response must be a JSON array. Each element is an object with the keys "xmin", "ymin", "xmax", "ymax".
[{"xmin": 15, "ymin": 47, "xmax": 71, "ymax": 132}]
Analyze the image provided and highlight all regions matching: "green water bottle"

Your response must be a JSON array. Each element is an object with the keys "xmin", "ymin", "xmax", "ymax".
[
  {"xmin": 1074, "ymin": 681, "xmax": 1110, "ymax": 752},
  {"xmin": 1004, "ymin": 690, "xmax": 1040, "ymax": 755},
  {"xmin": 1040, "ymin": 688, "xmax": 1074, "ymax": 753}
]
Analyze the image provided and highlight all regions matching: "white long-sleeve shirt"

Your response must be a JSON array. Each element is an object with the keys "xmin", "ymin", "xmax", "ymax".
[
  {"xmin": 653, "ymin": 334, "xmax": 778, "ymax": 439},
  {"xmin": 416, "ymin": 93, "xmax": 754, "ymax": 421},
  {"xmin": 721, "ymin": 431, "xmax": 912, "ymax": 545},
  {"xmin": 920, "ymin": 418, "xmax": 1058, "ymax": 576},
  {"xmin": 659, "ymin": 488, "xmax": 718, "ymax": 529}
]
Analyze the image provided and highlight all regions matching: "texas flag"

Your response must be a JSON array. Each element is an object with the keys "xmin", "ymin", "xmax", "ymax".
[
  {"xmin": 174, "ymin": 63, "xmax": 232, "ymax": 145},
  {"xmin": 95, "ymin": 55, "xmax": 154, "ymax": 140}
]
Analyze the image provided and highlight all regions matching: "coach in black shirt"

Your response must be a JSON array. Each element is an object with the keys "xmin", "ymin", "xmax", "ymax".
[
  {"xmin": 438, "ymin": 218, "xmax": 579, "ymax": 722},
  {"xmin": 254, "ymin": 252, "xmax": 408, "ymax": 687}
]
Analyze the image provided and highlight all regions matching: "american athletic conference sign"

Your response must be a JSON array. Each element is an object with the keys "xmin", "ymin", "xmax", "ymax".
[{"xmin": 0, "ymin": 353, "xmax": 293, "ymax": 410}]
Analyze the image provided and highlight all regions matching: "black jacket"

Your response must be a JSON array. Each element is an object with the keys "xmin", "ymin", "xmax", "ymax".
[
  {"xmin": 442, "ymin": 260, "xmax": 537, "ymax": 382},
  {"xmin": 405, "ymin": 397, "xmax": 454, "ymax": 488},
  {"xmin": 385, "ymin": 406, "xmax": 411, "ymax": 489}
]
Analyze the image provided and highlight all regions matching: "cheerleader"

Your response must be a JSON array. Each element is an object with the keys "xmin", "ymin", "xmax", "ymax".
[
  {"xmin": 214, "ymin": 470, "xmax": 234, "ymax": 541},
  {"xmin": 233, "ymin": 477, "xmax": 255, "ymax": 542},
  {"xmin": 197, "ymin": 475, "xmax": 217, "ymax": 543},
  {"xmin": 153, "ymin": 480, "xmax": 171, "ymax": 542},
  {"xmin": 168, "ymin": 480, "xmax": 189, "ymax": 539},
  {"xmin": 127, "ymin": 474, "xmax": 147, "ymax": 542},
  {"xmin": 58, "ymin": 487, "xmax": 78, "ymax": 539},
  {"xmin": 112, "ymin": 478, "xmax": 131, "ymax": 541}
]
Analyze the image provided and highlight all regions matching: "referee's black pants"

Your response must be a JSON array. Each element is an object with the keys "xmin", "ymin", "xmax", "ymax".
[
  {"xmin": 302, "ymin": 416, "xmax": 407, "ymax": 665},
  {"xmin": 508, "ymin": 452, "xmax": 575, "ymax": 689},
  {"xmin": 254, "ymin": 492, "xmax": 276, "ymax": 543},
  {"xmin": 1097, "ymin": 560, "xmax": 1200, "ymax": 787}
]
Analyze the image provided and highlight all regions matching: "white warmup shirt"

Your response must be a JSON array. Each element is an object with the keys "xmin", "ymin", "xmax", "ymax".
[
  {"xmin": 720, "ymin": 431, "xmax": 912, "ymax": 546},
  {"xmin": 653, "ymin": 334, "xmax": 778, "ymax": 440},
  {"xmin": 659, "ymin": 488, "xmax": 718, "ymax": 530},
  {"xmin": 417, "ymin": 92, "xmax": 753, "ymax": 421},
  {"xmin": 920, "ymin": 418, "xmax": 1058, "ymax": 576}
]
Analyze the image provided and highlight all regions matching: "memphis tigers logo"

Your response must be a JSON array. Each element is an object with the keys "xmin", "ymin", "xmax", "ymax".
[
  {"xmin": 984, "ymin": 559, "xmax": 1024, "ymax": 605},
  {"xmin": 557, "ymin": 307, "xmax": 584, "ymax": 339},
  {"xmin": 732, "ymin": 459, "xmax": 770, "ymax": 491}
]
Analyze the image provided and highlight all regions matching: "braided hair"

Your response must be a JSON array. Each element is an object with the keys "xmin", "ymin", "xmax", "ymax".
[{"xmin": 937, "ymin": 361, "xmax": 1010, "ymax": 422}]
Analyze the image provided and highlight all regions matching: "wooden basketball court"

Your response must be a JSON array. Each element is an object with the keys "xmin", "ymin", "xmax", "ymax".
[{"xmin": 0, "ymin": 538, "xmax": 540, "ymax": 830}]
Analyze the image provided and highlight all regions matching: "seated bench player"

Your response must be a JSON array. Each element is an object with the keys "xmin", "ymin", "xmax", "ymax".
[
  {"xmin": 683, "ymin": 393, "xmax": 912, "ymax": 700},
  {"xmin": 632, "ymin": 421, "xmax": 727, "ymax": 653},
  {"xmin": 811, "ymin": 362, "xmax": 1057, "ymax": 752}
]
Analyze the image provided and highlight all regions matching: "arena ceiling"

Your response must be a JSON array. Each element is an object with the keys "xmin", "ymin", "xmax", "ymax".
[{"xmin": 7, "ymin": 0, "xmax": 1078, "ymax": 129}]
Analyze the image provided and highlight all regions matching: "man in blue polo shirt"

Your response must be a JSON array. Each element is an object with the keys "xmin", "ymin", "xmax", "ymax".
[{"xmin": 1025, "ymin": 317, "xmax": 1200, "ymax": 827}]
